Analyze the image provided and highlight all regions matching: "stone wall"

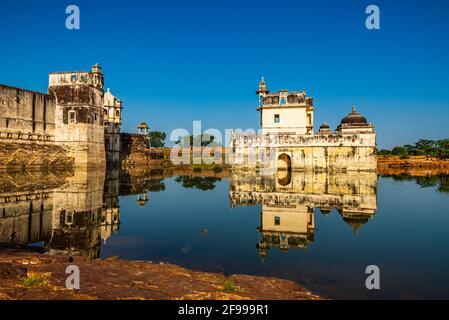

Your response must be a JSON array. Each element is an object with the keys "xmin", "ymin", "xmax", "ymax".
[
  {"xmin": 0, "ymin": 85, "xmax": 74, "ymax": 170},
  {"xmin": 49, "ymin": 71, "xmax": 106, "ymax": 169},
  {"xmin": 120, "ymin": 133, "xmax": 149, "ymax": 165},
  {"xmin": 0, "ymin": 85, "xmax": 56, "ymax": 142},
  {"xmin": 231, "ymin": 132, "xmax": 377, "ymax": 172}
]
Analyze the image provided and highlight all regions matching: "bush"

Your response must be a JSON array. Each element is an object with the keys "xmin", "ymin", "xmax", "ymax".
[{"xmin": 213, "ymin": 166, "xmax": 223, "ymax": 173}]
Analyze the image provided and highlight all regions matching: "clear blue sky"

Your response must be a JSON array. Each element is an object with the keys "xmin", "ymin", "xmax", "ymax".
[{"xmin": 1, "ymin": 0, "xmax": 448, "ymax": 148}]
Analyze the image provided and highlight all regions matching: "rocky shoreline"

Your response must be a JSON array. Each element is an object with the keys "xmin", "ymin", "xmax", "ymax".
[{"xmin": 0, "ymin": 246, "xmax": 320, "ymax": 300}]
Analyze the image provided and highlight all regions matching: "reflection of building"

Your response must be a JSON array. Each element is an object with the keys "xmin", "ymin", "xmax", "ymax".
[
  {"xmin": 230, "ymin": 169, "xmax": 378, "ymax": 259},
  {"xmin": 257, "ymin": 204, "xmax": 315, "ymax": 261},
  {"xmin": 0, "ymin": 171, "xmax": 70, "ymax": 246},
  {"xmin": 230, "ymin": 79, "xmax": 376, "ymax": 172},
  {"xmin": 0, "ymin": 168, "xmax": 120, "ymax": 259}
]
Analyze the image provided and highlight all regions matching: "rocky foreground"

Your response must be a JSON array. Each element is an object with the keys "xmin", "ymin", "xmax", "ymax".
[{"xmin": 0, "ymin": 246, "xmax": 320, "ymax": 300}]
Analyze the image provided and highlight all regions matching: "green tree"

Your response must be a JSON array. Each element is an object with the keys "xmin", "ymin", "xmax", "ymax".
[
  {"xmin": 377, "ymin": 149, "xmax": 392, "ymax": 156},
  {"xmin": 391, "ymin": 146, "xmax": 409, "ymax": 156},
  {"xmin": 175, "ymin": 134, "xmax": 221, "ymax": 147},
  {"xmin": 148, "ymin": 131, "xmax": 166, "ymax": 148}
]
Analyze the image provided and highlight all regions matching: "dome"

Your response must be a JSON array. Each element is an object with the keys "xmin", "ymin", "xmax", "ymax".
[
  {"xmin": 318, "ymin": 122, "xmax": 331, "ymax": 133},
  {"xmin": 137, "ymin": 122, "xmax": 149, "ymax": 129},
  {"xmin": 341, "ymin": 107, "xmax": 367, "ymax": 125}
]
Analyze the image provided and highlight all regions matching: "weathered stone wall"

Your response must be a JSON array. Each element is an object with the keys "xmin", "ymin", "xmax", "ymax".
[
  {"xmin": 231, "ymin": 132, "xmax": 377, "ymax": 171},
  {"xmin": 0, "ymin": 141, "xmax": 74, "ymax": 170},
  {"xmin": 120, "ymin": 133, "xmax": 149, "ymax": 165},
  {"xmin": 0, "ymin": 85, "xmax": 56, "ymax": 142},
  {"xmin": 49, "ymin": 71, "xmax": 106, "ymax": 169},
  {"xmin": 0, "ymin": 85, "xmax": 74, "ymax": 170}
]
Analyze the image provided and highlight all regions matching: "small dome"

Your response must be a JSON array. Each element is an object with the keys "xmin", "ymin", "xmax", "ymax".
[
  {"xmin": 137, "ymin": 199, "xmax": 148, "ymax": 206},
  {"xmin": 137, "ymin": 122, "xmax": 149, "ymax": 129},
  {"xmin": 341, "ymin": 107, "xmax": 367, "ymax": 125},
  {"xmin": 318, "ymin": 122, "xmax": 331, "ymax": 133}
]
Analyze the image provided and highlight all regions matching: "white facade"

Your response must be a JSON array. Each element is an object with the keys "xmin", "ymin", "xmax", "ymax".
[
  {"xmin": 256, "ymin": 79, "xmax": 314, "ymax": 135},
  {"xmin": 229, "ymin": 79, "xmax": 377, "ymax": 172},
  {"xmin": 103, "ymin": 88, "xmax": 122, "ymax": 163}
]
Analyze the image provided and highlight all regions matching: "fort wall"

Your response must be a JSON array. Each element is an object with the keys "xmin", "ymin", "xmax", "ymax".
[
  {"xmin": 0, "ymin": 85, "xmax": 73, "ymax": 170},
  {"xmin": 231, "ymin": 132, "xmax": 377, "ymax": 172},
  {"xmin": 49, "ymin": 69, "xmax": 106, "ymax": 169},
  {"xmin": 0, "ymin": 85, "xmax": 56, "ymax": 142}
]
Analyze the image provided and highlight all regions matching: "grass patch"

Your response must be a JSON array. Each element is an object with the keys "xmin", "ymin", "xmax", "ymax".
[
  {"xmin": 19, "ymin": 272, "xmax": 51, "ymax": 288},
  {"xmin": 222, "ymin": 279, "xmax": 240, "ymax": 293}
]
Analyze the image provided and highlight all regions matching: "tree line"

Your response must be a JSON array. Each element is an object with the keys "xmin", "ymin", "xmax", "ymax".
[{"xmin": 378, "ymin": 139, "xmax": 449, "ymax": 159}]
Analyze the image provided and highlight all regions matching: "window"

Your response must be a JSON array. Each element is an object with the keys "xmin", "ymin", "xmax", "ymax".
[
  {"xmin": 274, "ymin": 114, "xmax": 280, "ymax": 123},
  {"xmin": 275, "ymin": 216, "xmax": 281, "ymax": 226},
  {"xmin": 115, "ymin": 110, "xmax": 120, "ymax": 117},
  {"xmin": 71, "ymin": 74, "xmax": 78, "ymax": 82},
  {"xmin": 65, "ymin": 211, "xmax": 73, "ymax": 225},
  {"xmin": 68, "ymin": 110, "xmax": 77, "ymax": 124}
]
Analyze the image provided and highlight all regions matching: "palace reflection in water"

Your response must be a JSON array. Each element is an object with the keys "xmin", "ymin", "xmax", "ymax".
[
  {"xmin": 1, "ymin": 167, "xmax": 378, "ymax": 260},
  {"xmin": 229, "ymin": 169, "xmax": 378, "ymax": 260},
  {"xmin": 0, "ymin": 168, "xmax": 123, "ymax": 258}
]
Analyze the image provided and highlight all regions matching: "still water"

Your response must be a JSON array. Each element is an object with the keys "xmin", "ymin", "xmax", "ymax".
[{"xmin": 1, "ymin": 168, "xmax": 448, "ymax": 299}]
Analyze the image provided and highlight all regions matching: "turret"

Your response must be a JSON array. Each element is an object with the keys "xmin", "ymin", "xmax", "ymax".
[
  {"xmin": 256, "ymin": 77, "xmax": 269, "ymax": 96},
  {"xmin": 91, "ymin": 63, "xmax": 104, "ymax": 90}
]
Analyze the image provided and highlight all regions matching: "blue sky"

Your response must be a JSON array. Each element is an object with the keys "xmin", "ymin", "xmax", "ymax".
[{"xmin": 1, "ymin": 0, "xmax": 448, "ymax": 148}]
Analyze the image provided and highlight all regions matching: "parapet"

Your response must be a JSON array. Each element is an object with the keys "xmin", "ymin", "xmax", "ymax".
[
  {"xmin": 48, "ymin": 64, "xmax": 104, "ymax": 91},
  {"xmin": 260, "ymin": 90, "xmax": 313, "ymax": 108}
]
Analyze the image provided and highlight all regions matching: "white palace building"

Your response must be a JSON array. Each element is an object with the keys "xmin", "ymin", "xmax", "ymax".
[{"xmin": 230, "ymin": 78, "xmax": 377, "ymax": 172}]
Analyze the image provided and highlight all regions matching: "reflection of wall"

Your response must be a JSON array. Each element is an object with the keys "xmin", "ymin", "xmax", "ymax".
[
  {"xmin": 229, "ymin": 170, "xmax": 378, "ymax": 259},
  {"xmin": 0, "ymin": 170, "xmax": 71, "ymax": 245},
  {"xmin": 0, "ymin": 168, "xmax": 120, "ymax": 259}
]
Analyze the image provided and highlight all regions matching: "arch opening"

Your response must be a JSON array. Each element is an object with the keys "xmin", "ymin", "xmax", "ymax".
[{"xmin": 277, "ymin": 153, "xmax": 292, "ymax": 172}]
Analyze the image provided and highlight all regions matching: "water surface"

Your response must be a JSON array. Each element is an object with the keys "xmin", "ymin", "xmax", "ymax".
[{"xmin": 1, "ymin": 168, "xmax": 448, "ymax": 299}]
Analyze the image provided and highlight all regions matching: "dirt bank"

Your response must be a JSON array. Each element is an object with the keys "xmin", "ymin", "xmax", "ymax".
[
  {"xmin": 0, "ymin": 246, "xmax": 320, "ymax": 300},
  {"xmin": 377, "ymin": 155, "xmax": 449, "ymax": 170}
]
